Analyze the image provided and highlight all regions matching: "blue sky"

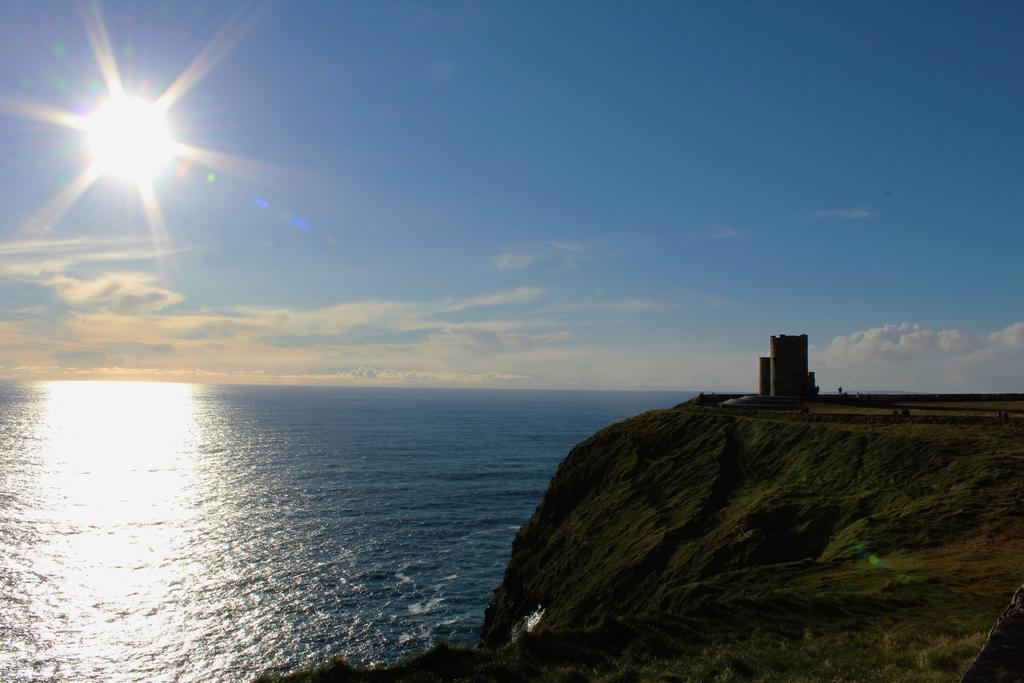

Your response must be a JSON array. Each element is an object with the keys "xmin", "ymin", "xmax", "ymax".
[{"xmin": 0, "ymin": 1, "xmax": 1022, "ymax": 391}]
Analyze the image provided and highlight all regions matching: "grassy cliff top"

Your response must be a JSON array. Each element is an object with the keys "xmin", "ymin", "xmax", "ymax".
[{"xmin": 262, "ymin": 404, "xmax": 1024, "ymax": 682}]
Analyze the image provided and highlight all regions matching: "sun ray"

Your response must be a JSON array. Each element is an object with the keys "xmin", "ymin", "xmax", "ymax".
[
  {"xmin": 76, "ymin": 0, "xmax": 124, "ymax": 98},
  {"xmin": 155, "ymin": 6, "xmax": 265, "ymax": 114},
  {"xmin": 22, "ymin": 166, "xmax": 102, "ymax": 233},
  {"xmin": 173, "ymin": 141, "xmax": 282, "ymax": 185},
  {"xmin": 137, "ymin": 181, "xmax": 177, "ymax": 278},
  {"xmin": 138, "ymin": 181, "xmax": 170, "ymax": 252},
  {"xmin": 0, "ymin": 92, "xmax": 88, "ymax": 131}
]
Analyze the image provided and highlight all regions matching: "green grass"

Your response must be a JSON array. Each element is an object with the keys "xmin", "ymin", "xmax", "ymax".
[
  {"xmin": 805, "ymin": 399, "xmax": 1024, "ymax": 416},
  {"xmin": 259, "ymin": 406, "xmax": 1024, "ymax": 681}
]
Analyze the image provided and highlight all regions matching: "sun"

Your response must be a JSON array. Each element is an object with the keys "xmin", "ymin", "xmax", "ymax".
[
  {"xmin": 0, "ymin": 2, "xmax": 264, "ymax": 238},
  {"xmin": 86, "ymin": 96, "xmax": 174, "ymax": 184}
]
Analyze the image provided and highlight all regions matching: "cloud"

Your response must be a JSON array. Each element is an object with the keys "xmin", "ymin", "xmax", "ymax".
[
  {"xmin": 548, "ymin": 241, "xmax": 584, "ymax": 252},
  {"xmin": 0, "ymin": 236, "xmax": 178, "ymax": 275},
  {"xmin": 429, "ymin": 327, "xmax": 570, "ymax": 354},
  {"xmin": 268, "ymin": 367, "xmax": 528, "ymax": 384},
  {"xmin": 55, "ymin": 349, "xmax": 122, "ymax": 368},
  {"xmin": 0, "ymin": 236, "xmax": 184, "ymax": 314},
  {"xmin": 0, "ymin": 279, "xmax": 565, "ymax": 382},
  {"xmin": 814, "ymin": 209, "xmax": 873, "ymax": 219},
  {"xmin": 0, "ymin": 363, "xmax": 531, "ymax": 386},
  {"xmin": 943, "ymin": 322, "xmax": 1024, "ymax": 390},
  {"xmin": 448, "ymin": 287, "xmax": 544, "ymax": 309},
  {"xmin": 492, "ymin": 252, "xmax": 537, "ymax": 271},
  {"xmin": 822, "ymin": 323, "xmax": 936, "ymax": 364},
  {"xmin": 48, "ymin": 272, "xmax": 183, "ymax": 312},
  {"xmin": 0, "ymin": 343, "xmax": 760, "ymax": 391},
  {"xmin": 491, "ymin": 241, "xmax": 588, "ymax": 271},
  {"xmin": 937, "ymin": 329, "xmax": 980, "ymax": 354},
  {"xmin": 820, "ymin": 321, "xmax": 1024, "ymax": 391},
  {"xmin": 824, "ymin": 322, "xmax": 1022, "ymax": 366},
  {"xmin": 987, "ymin": 322, "xmax": 1024, "ymax": 350}
]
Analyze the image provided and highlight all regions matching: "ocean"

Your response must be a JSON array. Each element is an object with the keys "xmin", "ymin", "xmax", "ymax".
[{"xmin": 0, "ymin": 381, "xmax": 692, "ymax": 681}]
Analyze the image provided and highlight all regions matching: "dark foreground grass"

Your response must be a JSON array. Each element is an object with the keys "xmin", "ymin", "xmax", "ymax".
[
  {"xmin": 258, "ymin": 618, "xmax": 991, "ymax": 682},
  {"xmin": 259, "ymin": 405, "xmax": 1024, "ymax": 682}
]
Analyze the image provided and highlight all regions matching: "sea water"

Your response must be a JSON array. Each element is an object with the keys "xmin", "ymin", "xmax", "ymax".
[{"xmin": 0, "ymin": 382, "xmax": 691, "ymax": 681}]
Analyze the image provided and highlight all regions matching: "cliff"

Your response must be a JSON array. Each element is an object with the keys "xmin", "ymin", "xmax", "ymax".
[
  {"xmin": 961, "ymin": 585, "xmax": 1024, "ymax": 681},
  {"xmin": 482, "ymin": 408, "xmax": 1024, "ymax": 648},
  {"xmin": 263, "ymin": 405, "xmax": 1024, "ymax": 681}
]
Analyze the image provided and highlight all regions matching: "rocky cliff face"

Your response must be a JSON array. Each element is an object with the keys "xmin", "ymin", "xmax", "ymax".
[
  {"xmin": 482, "ymin": 408, "xmax": 1024, "ymax": 649},
  {"xmin": 961, "ymin": 586, "xmax": 1024, "ymax": 682}
]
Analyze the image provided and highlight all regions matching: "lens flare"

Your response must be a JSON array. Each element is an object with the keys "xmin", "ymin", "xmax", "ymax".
[{"xmin": 86, "ymin": 96, "xmax": 174, "ymax": 183}]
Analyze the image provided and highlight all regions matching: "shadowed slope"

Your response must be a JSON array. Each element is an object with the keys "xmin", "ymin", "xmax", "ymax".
[{"xmin": 483, "ymin": 409, "xmax": 1024, "ymax": 646}]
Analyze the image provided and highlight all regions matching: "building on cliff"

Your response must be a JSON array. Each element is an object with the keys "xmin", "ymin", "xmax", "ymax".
[{"xmin": 758, "ymin": 334, "xmax": 818, "ymax": 397}]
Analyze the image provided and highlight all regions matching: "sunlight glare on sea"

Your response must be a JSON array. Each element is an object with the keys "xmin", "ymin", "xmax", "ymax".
[
  {"xmin": 0, "ymin": 381, "xmax": 690, "ymax": 681},
  {"xmin": 5, "ymin": 382, "xmax": 206, "ymax": 680}
]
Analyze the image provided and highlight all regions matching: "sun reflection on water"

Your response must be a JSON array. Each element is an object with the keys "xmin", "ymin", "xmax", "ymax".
[
  {"xmin": 0, "ymin": 382, "xmax": 596, "ymax": 681},
  {"xmin": 16, "ymin": 381, "xmax": 204, "ymax": 680}
]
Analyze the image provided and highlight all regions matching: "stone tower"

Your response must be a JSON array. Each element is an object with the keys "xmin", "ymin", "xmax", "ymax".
[
  {"xmin": 758, "ymin": 334, "xmax": 817, "ymax": 397},
  {"xmin": 758, "ymin": 356, "xmax": 771, "ymax": 395}
]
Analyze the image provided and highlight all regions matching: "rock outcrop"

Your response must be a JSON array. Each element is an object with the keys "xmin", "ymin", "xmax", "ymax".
[{"xmin": 962, "ymin": 586, "xmax": 1024, "ymax": 682}]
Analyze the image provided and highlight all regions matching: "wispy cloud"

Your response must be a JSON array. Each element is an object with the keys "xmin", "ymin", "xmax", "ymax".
[
  {"xmin": 447, "ymin": 287, "xmax": 544, "ymax": 310},
  {"xmin": 0, "ymin": 235, "xmax": 179, "ymax": 282},
  {"xmin": 0, "ymin": 247, "xmax": 569, "ymax": 382},
  {"xmin": 428, "ymin": 327, "xmax": 570, "ymax": 354},
  {"xmin": 491, "ymin": 241, "xmax": 587, "ymax": 271},
  {"xmin": 547, "ymin": 241, "xmax": 584, "ymax": 252},
  {"xmin": 492, "ymin": 252, "xmax": 537, "ymax": 271},
  {"xmin": 0, "ymin": 234, "xmax": 756, "ymax": 388},
  {"xmin": 814, "ymin": 209, "xmax": 873, "ymax": 219},
  {"xmin": 264, "ymin": 367, "xmax": 528, "ymax": 384},
  {"xmin": 0, "ymin": 364, "xmax": 531, "ymax": 385},
  {"xmin": 48, "ymin": 271, "xmax": 183, "ymax": 313}
]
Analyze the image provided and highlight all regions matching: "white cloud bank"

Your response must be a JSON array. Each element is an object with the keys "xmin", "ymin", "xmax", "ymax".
[
  {"xmin": 822, "ymin": 323, "xmax": 937, "ymax": 364},
  {"xmin": 821, "ymin": 321, "xmax": 1024, "ymax": 391}
]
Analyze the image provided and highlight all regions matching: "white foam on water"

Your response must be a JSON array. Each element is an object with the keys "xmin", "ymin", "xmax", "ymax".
[
  {"xmin": 395, "ymin": 571, "xmax": 413, "ymax": 585},
  {"xmin": 407, "ymin": 597, "xmax": 443, "ymax": 615}
]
